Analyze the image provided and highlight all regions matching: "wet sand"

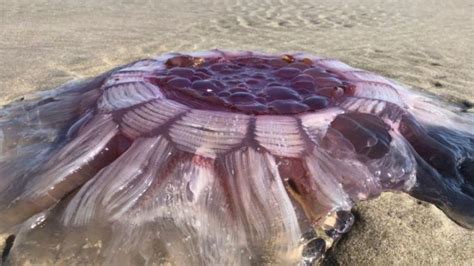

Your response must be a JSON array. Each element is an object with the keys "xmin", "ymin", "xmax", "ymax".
[{"xmin": 1, "ymin": 0, "xmax": 473, "ymax": 264}]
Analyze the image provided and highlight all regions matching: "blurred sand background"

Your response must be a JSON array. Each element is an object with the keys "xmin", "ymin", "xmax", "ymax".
[{"xmin": 0, "ymin": 0, "xmax": 473, "ymax": 264}]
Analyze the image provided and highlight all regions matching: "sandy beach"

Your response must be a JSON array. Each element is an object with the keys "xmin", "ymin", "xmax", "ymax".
[{"xmin": 1, "ymin": 0, "xmax": 473, "ymax": 264}]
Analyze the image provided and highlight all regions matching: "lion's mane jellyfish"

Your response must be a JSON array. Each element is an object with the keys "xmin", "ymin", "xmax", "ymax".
[{"xmin": 0, "ymin": 50, "xmax": 473, "ymax": 264}]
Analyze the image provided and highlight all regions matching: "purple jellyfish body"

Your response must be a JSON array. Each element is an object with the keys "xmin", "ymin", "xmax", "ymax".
[{"xmin": 0, "ymin": 50, "xmax": 473, "ymax": 265}]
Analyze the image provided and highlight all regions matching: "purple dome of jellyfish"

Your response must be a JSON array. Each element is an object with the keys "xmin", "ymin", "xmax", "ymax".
[{"xmin": 0, "ymin": 50, "xmax": 473, "ymax": 265}]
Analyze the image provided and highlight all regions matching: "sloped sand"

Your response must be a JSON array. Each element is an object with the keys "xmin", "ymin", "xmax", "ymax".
[{"xmin": 1, "ymin": 0, "xmax": 473, "ymax": 264}]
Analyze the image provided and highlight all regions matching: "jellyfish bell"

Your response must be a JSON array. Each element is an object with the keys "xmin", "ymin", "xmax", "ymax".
[{"xmin": 0, "ymin": 50, "xmax": 473, "ymax": 264}]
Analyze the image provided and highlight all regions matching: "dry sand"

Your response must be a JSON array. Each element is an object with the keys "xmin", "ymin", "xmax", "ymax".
[{"xmin": 0, "ymin": 0, "xmax": 473, "ymax": 264}]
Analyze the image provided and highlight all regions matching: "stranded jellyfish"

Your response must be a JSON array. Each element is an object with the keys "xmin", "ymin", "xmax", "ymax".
[{"xmin": 0, "ymin": 50, "xmax": 473, "ymax": 265}]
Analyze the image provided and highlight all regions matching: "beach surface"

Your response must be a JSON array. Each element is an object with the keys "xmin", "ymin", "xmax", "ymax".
[{"xmin": 1, "ymin": 0, "xmax": 473, "ymax": 264}]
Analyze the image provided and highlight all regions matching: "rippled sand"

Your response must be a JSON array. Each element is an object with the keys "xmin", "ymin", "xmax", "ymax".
[{"xmin": 1, "ymin": 0, "xmax": 473, "ymax": 264}]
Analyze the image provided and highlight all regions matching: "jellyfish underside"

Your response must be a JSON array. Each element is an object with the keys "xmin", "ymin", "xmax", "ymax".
[{"xmin": 0, "ymin": 50, "xmax": 473, "ymax": 265}]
